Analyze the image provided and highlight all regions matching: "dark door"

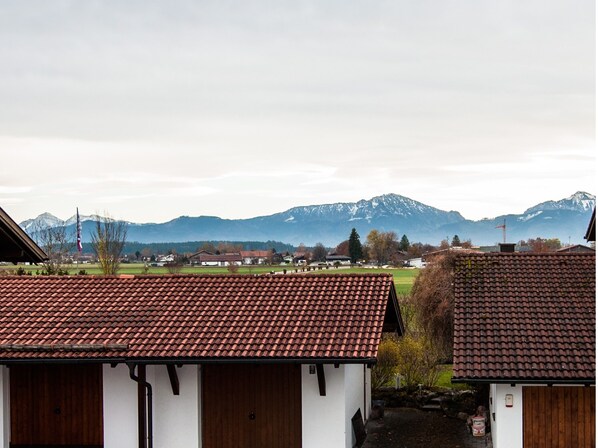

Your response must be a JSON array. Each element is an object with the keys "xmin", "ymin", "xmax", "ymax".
[
  {"xmin": 10, "ymin": 364, "xmax": 103, "ymax": 448},
  {"xmin": 523, "ymin": 386, "xmax": 595, "ymax": 448},
  {"xmin": 202, "ymin": 364, "xmax": 301, "ymax": 448}
]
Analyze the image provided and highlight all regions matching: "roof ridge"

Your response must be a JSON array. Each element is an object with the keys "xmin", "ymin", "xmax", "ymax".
[
  {"xmin": 0, "ymin": 272, "xmax": 398, "ymax": 362},
  {"xmin": 0, "ymin": 272, "xmax": 394, "ymax": 280}
]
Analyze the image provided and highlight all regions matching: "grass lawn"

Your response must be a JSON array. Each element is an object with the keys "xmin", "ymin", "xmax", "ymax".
[
  {"xmin": 0, "ymin": 263, "xmax": 280, "ymax": 276},
  {"xmin": 1, "ymin": 263, "xmax": 420, "ymax": 294},
  {"xmin": 436, "ymin": 364, "xmax": 470, "ymax": 390},
  {"xmin": 305, "ymin": 266, "xmax": 418, "ymax": 295}
]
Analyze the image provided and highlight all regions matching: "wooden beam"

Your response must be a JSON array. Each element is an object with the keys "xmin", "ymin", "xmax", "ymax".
[
  {"xmin": 166, "ymin": 365, "xmax": 180, "ymax": 395},
  {"xmin": 316, "ymin": 364, "xmax": 326, "ymax": 396}
]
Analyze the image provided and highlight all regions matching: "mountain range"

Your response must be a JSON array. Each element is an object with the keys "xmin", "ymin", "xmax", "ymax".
[{"xmin": 20, "ymin": 191, "xmax": 595, "ymax": 247}]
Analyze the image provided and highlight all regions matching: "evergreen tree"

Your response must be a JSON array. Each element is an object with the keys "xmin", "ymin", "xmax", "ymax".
[
  {"xmin": 399, "ymin": 234, "xmax": 410, "ymax": 252},
  {"xmin": 348, "ymin": 228, "xmax": 363, "ymax": 263},
  {"xmin": 451, "ymin": 235, "xmax": 461, "ymax": 247}
]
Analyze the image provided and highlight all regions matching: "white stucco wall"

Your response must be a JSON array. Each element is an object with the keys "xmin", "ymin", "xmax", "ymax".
[
  {"xmin": 151, "ymin": 365, "xmax": 200, "ymax": 448},
  {"xmin": 2, "ymin": 362, "xmax": 367, "ymax": 448},
  {"xmin": 490, "ymin": 384, "xmax": 523, "ymax": 448},
  {"xmin": 0, "ymin": 367, "xmax": 9, "ymax": 448},
  {"xmin": 302, "ymin": 364, "xmax": 346, "ymax": 448},
  {"xmin": 104, "ymin": 364, "xmax": 201, "ymax": 448},
  {"xmin": 103, "ymin": 364, "xmax": 138, "ymax": 448},
  {"xmin": 344, "ymin": 364, "xmax": 366, "ymax": 448},
  {"xmin": 302, "ymin": 364, "xmax": 369, "ymax": 448}
]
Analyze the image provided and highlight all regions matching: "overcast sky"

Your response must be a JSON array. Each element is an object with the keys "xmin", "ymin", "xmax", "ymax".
[{"xmin": 0, "ymin": 0, "xmax": 595, "ymax": 224}]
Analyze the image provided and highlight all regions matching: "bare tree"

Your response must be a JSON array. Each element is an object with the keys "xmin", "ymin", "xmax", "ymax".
[
  {"xmin": 335, "ymin": 239, "xmax": 350, "ymax": 257},
  {"xmin": 91, "ymin": 215, "xmax": 128, "ymax": 276},
  {"xmin": 409, "ymin": 252, "xmax": 457, "ymax": 361},
  {"xmin": 311, "ymin": 243, "xmax": 328, "ymax": 262},
  {"xmin": 165, "ymin": 262, "xmax": 184, "ymax": 274},
  {"xmin": 217, "ymin": 242, "xmax": 243, "ymax": 254},
  {"xmin": 165, "ymin": 253, "xmax": 184, "ymax": 274},
  {"xmin": 522, "ymin": 237, "xmax": 562, "ymax": 252},
  {"xmin": 33, "ymin": 222, "xmax": 74, "ymax": 275},
  {"xmin": 366, "ymin": 230, "xmax": 399, "ymax": 265}
]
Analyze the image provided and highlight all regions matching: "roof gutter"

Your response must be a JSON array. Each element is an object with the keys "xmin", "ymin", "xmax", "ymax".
[
  {"xmin": 128, "ymin": 363, "xmax": 153, "ymax": 448},
  {"xmin": 1, "ymin": 357, "xmax": 378, "ymax": 366}
]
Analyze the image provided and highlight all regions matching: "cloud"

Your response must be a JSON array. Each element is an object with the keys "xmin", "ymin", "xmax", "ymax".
[{"xmin": 0, "ymin": 1, "xmax": 594, "ymax": 224}]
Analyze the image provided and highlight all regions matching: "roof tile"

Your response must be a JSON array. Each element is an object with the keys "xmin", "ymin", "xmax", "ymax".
[
  {"xmin": 0, "ymin": 274, "xmax": 395, "ymax": 362},
  {"xmin": 453, "ymin": 253, "xmax": 595, "ymax": 383}
]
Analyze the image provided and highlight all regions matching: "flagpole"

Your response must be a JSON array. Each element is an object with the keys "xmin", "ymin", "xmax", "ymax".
[{"xmin": 77, "ymin": 207, "xmax": 82, "ymax": 255}]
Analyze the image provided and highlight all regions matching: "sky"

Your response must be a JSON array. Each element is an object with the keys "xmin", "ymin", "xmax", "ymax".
[{"xmin": 0, "ymin": 0, "xmax": 595, "ymax": 224}]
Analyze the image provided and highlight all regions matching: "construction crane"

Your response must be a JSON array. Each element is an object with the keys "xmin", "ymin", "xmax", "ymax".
[{"xmin": 495, "ymin": 219, "xmax": 507, "ymax": 243}]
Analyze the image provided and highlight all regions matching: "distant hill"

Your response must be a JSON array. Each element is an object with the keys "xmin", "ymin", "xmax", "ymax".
[{"xmin": 20, "ymin": 191, "xmax": 595, "ymax": 247}]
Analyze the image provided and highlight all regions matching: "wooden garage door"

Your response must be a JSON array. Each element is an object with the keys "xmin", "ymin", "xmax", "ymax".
[
  {"xmin": 523, "ymin": 386, "xmax": 595, "ymax": 448},
  {"xmin": 202, "ymin": 364, "xmax": 301, "ymax": 448},
  {"xmin": 10, "ymin": 364, "xmax": 103, "ymax": 448}
]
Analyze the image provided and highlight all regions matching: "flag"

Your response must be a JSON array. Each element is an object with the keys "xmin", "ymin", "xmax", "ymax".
[{"xmin": 76, "ymin": 207, "xmax": 83, "ymax": 252}]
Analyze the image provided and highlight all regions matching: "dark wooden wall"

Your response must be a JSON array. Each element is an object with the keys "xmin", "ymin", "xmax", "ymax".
[
  {"xmin": 10, "ymin": 364, "xmax": 103, "ymax": 448},
  {"xmin": 523, "ymin": 386, "xmax": 595, "ymax": 448},
  {"xmin": 202, "ymin": 364, "xmax": 301, "ymax": 448}
]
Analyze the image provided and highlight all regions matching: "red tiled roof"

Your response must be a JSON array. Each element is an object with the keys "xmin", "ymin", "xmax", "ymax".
[
  {"xmin": 453, "ymin": 253, "xmax": 595, "ymax": 383},
  {"xmin": 198, "ymin": 253, "xmax": 242, "ymax": 262},
  {"xmin": 240, "ymin": 251, "xmax": 271, "ymax": 258},
  {"xmin": 556, "ymin": 244, "xmax": 595, "ymax": 253},
  {"xmin": 423, "ymin": 247, "xmax": 482, "ymax": 260},
  {"xmin": 0, "ymin": 274, "xmax": 398, "ymax": 362}
]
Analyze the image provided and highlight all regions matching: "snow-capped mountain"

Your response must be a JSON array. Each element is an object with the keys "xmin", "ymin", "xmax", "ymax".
[
  {"xmin": 20, "ymin": 212, "xmax": 98, "ymax": 232},
  {"xmin": 245, "ymin": 193, "xmax": 465, "ymax": 245},
  {"xmin": 271, "ymin": 194, "xmax": 464, "ymax": 223},
  {"xmin": 524, "ymin": 191, "xmax": 595, "ymax": 214},
  {"xmin": 19, "ymin": 192, "xmax": 595, "ymax": 246},
  {"xmin": 19, "ymin": 212, "xmax": 64, "ymax": 232}
]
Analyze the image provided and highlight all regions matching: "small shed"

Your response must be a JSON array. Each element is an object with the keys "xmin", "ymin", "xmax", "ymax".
[
  {"xmin": 0, "ymin": 273, "xmax": 403, "ymax": 448},
  {"xmin": 325, "ymin": 254, "xmax": 352, "ymax": 265},
  {"xmin": 453, "ymin": 252, "xmax": 595, "ymax": 448}
]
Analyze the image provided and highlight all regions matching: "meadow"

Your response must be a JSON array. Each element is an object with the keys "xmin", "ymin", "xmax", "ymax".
[{"xmin": 0, "ymin": 263, "xmax": 419, "ymax": 294}]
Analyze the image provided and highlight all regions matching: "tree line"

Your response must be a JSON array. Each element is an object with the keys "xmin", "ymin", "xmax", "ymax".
[{"xmin": 30, "ymin": 213, "xmax": 568, "ymax": 276}]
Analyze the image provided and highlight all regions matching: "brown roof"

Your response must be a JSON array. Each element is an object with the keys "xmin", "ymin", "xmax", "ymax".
[
  {"xmin": 198, "ymin": 253, "xmax": 242, "ymax": 262},
  {"xmin": 423, "ymin": 247, "xmax": 482, "ymax": 260},
  {"xmin": 188, "ymin": 250, "xmax": 214, "ymax": 259},
  {"xmin": 0, "ymin": 207, "xmax": 47, "ymax": 263},
  {"xmin": 556, "ymin": 244, "xmax": 595, "ymax": 253},
  {"xmin": 453, "ymin": 253, "xmax": 595, "ymax": 384},
  {"xmin": 0, "ymin": 274, "xmax": 401, "ymax": 363},
  {"xmin": 240, "ymin": 251, "xmax": 271, "ymax": 258}
]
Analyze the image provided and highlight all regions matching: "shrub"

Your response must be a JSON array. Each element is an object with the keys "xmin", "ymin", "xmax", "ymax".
[
  {"xmin": 371, "ymin": 336, "xmax": 401, "ymax": 390},
  {"xmin": 397, "ymin": 293, "xmax": 417, "ymax": 335},
  {"xmin": 165, "ymin": 261, "xmax": 183, "ymax": 274},
  {"xmin": 395, "ymin": 335, "xmax": 441, "ymax": 388}
]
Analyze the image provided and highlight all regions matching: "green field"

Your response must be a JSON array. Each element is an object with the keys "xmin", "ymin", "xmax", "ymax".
[
  {"xmin": 305, "ymin": 267, "xmax": 418, "ymax": 295},
  {"xmin": 0, "ymin": 263, "xmax": 420, "ymax": 294},
  {"xmin": 435, "ymin": 364, "xmax": 470, "ymax": 390}
]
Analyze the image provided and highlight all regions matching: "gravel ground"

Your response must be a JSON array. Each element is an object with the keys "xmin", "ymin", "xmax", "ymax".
[{"xmin": 363, "ymin": 407, "xmax": 491, "ymax": 448}]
